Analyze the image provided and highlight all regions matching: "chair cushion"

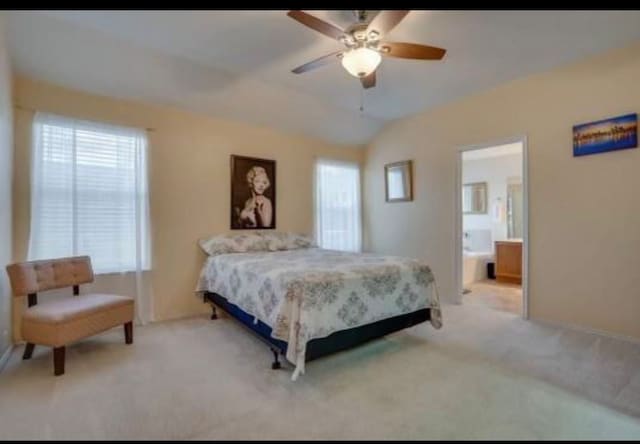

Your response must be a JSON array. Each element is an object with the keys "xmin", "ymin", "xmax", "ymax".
[
  {"xmin": 22, "ymin": 294, "xmax": 134, "ymax": 347},
  {"xmin": 23, "ymin": 294, "xmax": 133, "ymax": 323}
]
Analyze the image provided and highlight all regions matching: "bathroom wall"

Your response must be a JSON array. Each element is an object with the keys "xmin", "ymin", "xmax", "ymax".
[{"xmin": 463, "ymin": 151, "xmax": 523, "ymax": 251}]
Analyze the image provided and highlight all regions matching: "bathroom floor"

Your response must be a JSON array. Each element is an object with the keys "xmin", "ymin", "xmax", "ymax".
[{"xmin": 464, "ymin": 280, "xmax": 522, "ymax": 316}]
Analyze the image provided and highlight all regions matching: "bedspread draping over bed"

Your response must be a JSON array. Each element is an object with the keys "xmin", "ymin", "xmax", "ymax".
[{"xmin": 195, "ymin": 248, "xmax": 442, "ymax": 379}]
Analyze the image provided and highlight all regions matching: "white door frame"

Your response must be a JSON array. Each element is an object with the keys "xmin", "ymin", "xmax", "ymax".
[{"xmin": 454, "ymin": 135, "xmax": 529, "ymax": 319}]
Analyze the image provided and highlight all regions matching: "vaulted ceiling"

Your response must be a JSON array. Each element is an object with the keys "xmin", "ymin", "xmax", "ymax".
[{"xmin": 6, "ymin": 10, "xmax": 640, "ymax": 145}]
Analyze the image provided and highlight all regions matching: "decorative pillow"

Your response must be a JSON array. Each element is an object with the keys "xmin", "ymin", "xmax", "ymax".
[
  {"xmin": 287, "ymin": 233, "xmax": 317, "ymax": 250},
  {"xmin": 260, "ymin": 232, "xmax": 287, "ymax": 251},
  {"xmin": 262, "ymin": 232, "xmax": 317, "ymax": 251},
  {"xmin": 198, "ymin": 232, "xmax": 270, "ymax": 256}
]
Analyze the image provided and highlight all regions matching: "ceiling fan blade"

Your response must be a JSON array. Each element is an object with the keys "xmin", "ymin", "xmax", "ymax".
[
  {"xmin": 292, "ymin": 51, "xmax": 342, "ymax": 74},
  {"xmin": 287, "ymin": 10, "xmax": 345, "ymax": 40},
  {"xmin": 360, "ymin": 71, "xmax": 376, "ymax": 89},
  {"xmin": 366, "ymin": 10, "xmax": 410, "ymax": 37},
  {"xmin": 380, "ymin": 42, "xmax": 446, "ymax": 60}
]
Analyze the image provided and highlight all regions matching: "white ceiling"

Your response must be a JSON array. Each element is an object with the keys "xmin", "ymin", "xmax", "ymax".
[
  {"xmin": 5, "ymin": 10, "xmax": 640, "ymax": 146},
  {"xmin": 463, "ymin": 142, "xmax": 522, "ymax": 161}
]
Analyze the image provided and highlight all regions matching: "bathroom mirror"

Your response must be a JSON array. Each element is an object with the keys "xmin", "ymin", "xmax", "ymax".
[
  {"xmin": 507, "ymin": 180, "xmax": 523, "ymax": 239},
  {"xmin": 463, "ymin": 182, "xmax": 487, "ymax": 214},
  {"xmin": 385, "ymin": 160, "xmax": 413, "ymax": 202}
]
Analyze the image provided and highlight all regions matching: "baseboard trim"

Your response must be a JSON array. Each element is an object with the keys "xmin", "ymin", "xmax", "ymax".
[
  {"xmin": 0, "ymin": 344, "xmax": 13, "ymax": 373},
  {"xmin": 532, "ymin": 316, "xmax": 640, "ymax": 346}
]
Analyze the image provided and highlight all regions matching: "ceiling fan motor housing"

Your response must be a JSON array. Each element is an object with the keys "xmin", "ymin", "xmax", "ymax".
[
  {"xmin": 341, "ymin": 24, "xmax": 381, "ymax": 53},
  {"xmin": 354, "ymin": 10, "xmax": 368, "ymax": 23}
]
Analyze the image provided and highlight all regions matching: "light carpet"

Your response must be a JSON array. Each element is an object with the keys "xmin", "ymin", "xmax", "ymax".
[
  {"xmin": 1, "ymin": 302, "xmax": 639, "ymax": 440},
  {"xmin": 464, "ymin": 280, "xmax": 523, "ymax": 315}
]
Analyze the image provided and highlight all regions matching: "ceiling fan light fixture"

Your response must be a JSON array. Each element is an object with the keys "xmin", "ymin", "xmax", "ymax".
[{"xmin": 341, "ymin": 47, "xmax": 381, "ymax": 78}]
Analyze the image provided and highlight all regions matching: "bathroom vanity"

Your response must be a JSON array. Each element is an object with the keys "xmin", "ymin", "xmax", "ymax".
[{"xmin": 495, "ymin": 240, "xmax": 522, "ymax": 285}]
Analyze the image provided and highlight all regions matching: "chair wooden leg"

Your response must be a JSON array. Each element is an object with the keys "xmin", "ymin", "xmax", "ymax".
[
  {"xmin": 23, "ymin": 343, "xmax": 35, "ymax": 360},
  {"xmin": 53, "ymin": 347, "xmax": 65, "ymax": 376},
  {"xmin": 124, "ymin": 321, "xmax": 133, "ymax": 344}
]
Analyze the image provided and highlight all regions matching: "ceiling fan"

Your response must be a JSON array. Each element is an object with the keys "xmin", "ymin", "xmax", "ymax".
[{"xmin": 287, "ymin": 10, "xmax": 447, "ymax": 89}]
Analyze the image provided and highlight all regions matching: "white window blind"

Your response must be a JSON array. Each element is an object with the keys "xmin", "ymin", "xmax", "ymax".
[
  {"xmin": 28, "ymin": 112, "xmax": 151, "ymax": 275},
  {"xmin": 314, "ymin": 159, "xmax": 362, "ymax": 252}
]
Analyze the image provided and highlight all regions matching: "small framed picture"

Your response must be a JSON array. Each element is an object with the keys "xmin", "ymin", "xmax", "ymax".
[
  {"xmin": 230, "ymin": 155, "xmax": 276, "ymax": 229},
  {"xmin": 385, "ymin": 160, "xmax": 413, "ymax": 202}
]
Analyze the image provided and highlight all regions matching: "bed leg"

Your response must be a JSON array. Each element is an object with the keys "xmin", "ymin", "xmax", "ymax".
[
  {"xmin": 270, "ymin": 348, "xmax": 281, "ymax": 370},
  {"xmin": 203, "ymin": 294, "xmax": 218, "ymax": 320}
]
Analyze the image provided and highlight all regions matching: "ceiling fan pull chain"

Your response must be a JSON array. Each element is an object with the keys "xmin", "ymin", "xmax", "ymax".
[{"xmin": 360, "ymin": 87, "xmax": 364, "ymax": 113}]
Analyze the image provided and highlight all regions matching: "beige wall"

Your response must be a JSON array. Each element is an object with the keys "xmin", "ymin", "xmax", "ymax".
[
  {"xmin": 365, "ymin": 42, "xmax": 640, "ymax": 340},
  {"xmin": 11, "ymin": 41, "xmax": 640, "ymax": 343},
  {"xmin": 0, "ymin": 16, "xmax": 13, "ymax": 358},
  {"xmin": 12, "ymin": 76, "xmax": 363, "ymax": 336}
]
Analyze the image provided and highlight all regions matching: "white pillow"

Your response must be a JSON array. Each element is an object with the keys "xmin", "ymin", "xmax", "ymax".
[
  {"xmin": 262, "ymin": 232, "xmax": 317, "ymax": 251},
  {"xmin": 198, "ymin": 232, "xmax": 316, "ymax": 256},
  {"xmin": 198, "ymin": 232, "xmax": 270, "ymax": 256}
]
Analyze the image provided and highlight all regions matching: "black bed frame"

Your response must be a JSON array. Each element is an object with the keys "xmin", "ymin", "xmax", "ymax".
[{"xmin": 203, "ymin": 291, "xmax": 431, "ymax": 371}]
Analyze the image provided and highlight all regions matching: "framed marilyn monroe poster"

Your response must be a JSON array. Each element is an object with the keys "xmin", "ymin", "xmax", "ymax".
[{"xmin": 230, "ymin": 155, "xmax": 276, "ymax": 229}]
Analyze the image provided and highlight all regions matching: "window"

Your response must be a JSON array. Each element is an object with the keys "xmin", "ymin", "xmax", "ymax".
[
  {"xmin": 314, "ymin": 159, "xmax": 362, "ymax": 252},
  {"xmin": 28, "ymin": 113, "xmax": 151, "ymax": 274}
]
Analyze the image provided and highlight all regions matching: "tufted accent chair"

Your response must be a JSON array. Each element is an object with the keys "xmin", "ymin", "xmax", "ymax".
[{"xmin": 6, "ymin": 256, "xmax": 134, "ymax": 375}]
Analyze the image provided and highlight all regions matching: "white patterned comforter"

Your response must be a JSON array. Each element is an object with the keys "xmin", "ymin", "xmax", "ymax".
[{"xmin": 195, "ymin": 248, "xmax": 442, "ymax": 380}]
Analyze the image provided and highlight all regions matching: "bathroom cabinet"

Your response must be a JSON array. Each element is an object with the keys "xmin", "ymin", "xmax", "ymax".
[{"xmin": 495, "ymin": 240, "xmax": 522, "ymax": 285}]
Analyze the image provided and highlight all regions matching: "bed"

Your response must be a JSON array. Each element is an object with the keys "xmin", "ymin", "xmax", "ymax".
[{"xmin": 195, "ymin": 234, "xmax": 442, "ymax": 381}]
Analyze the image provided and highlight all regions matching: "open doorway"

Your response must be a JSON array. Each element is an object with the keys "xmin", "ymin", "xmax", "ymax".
[{"xmin": 455, "ymin": 137, "xmax": 528, "ymax": 318}]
